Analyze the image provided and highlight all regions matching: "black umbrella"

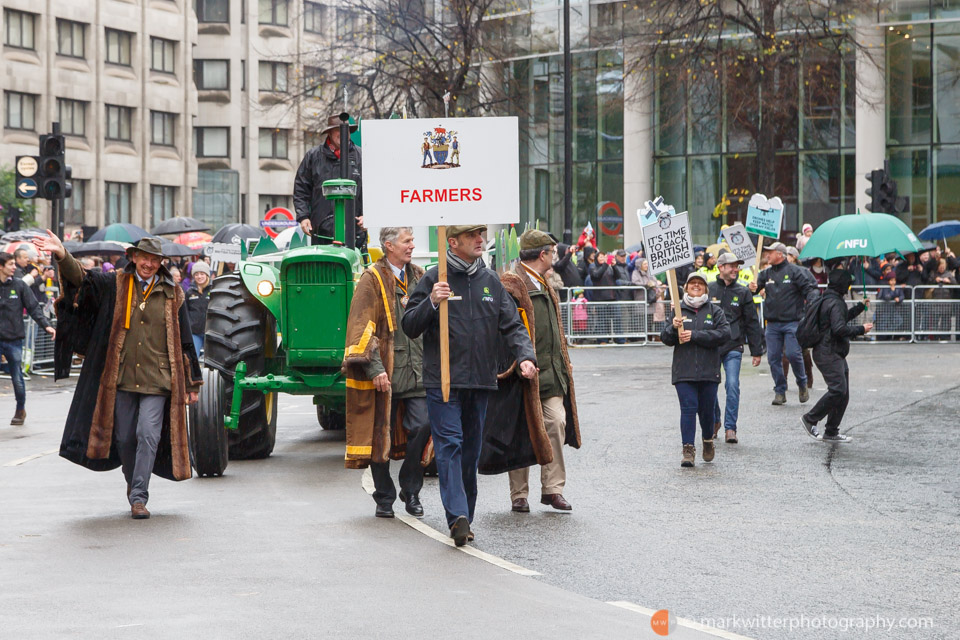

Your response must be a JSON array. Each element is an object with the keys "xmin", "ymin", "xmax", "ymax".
[
  {"xmin": 71, "ymin": 241, "xmax": 128, "ymax": 256},
  {"xmin": 160, "ymin": 240, "xmax": 202, "ymax": 257},
  {"xmin": 151, "ymin": 217, "xmax": 211, "ymax": 236},
  {"xmin": 1, "ymin": 228, "xmax": 48, "ymax": 242},
  {"xmin": 211, "ymin": 223, "xmax": 266, "ymax": 245}
]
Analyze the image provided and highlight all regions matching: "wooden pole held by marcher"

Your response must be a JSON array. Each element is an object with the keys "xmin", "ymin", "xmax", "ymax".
[
  {"xmin": 753, "ymin": 234, "xmax": 764, "ymax": 278},
  {"xmin": 666, "ymin": 268, "xmax": 682, "ymax": 321},
  {"xmin": 438, "ymin": 226, "xmax": 451, "ymax": 402}
]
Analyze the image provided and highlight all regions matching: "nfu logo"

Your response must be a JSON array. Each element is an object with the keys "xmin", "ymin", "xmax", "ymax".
[{"xmin": 836, "ymin": 239, "xmax": 868, "ymax": 250}]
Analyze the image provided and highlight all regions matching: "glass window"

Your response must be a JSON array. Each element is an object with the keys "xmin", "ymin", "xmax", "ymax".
[
  {"xmin": 655, "ymin": 60, "xmax": 686, "ymax": 156},
  {"xmin": 935, "ymin": 146, "xmax": 960, "ymax": 221},
  {"xmin": 597, "ymin": 161, "xmax": 624, "ymax": 251},
  {"xmin": 105, "ymin": 105, "xmax": 133, "ymax": 141},
  {"xmin": 801, "ymin": 153, "xmax": 841, "ymax": 230},
  {"xmin": 195, "ymin": 127, "xmax": 229, "ymax": 157},
  {"xmin": 151, "ymin": 111, "xmax": 176, "ymax": 146},
  {"xmin": 4, "ymin": 92, "xmax": 36, "ymax": 130},
  {"xmin": 336, "ymin": 8, "xmax": 367, "ymax": 37},
  {"xmin": 689, "ymin": 64, "xmax": 721, "ymax": 154},
  {"xmin": 304, "ymin": 1, "xmax": 323, "ymax": 33},
  {"xmin": 258, "ymin": 0, "xmax": 288, "ymax": 26},
  {"xmin": 194, "ymin": 59, "xmax": 229, "ymax": 89},
  {"xmin": 889, "ymin": 148, "xmax": 930, "ymax": 229},
  {"xmin": 303, "ymin": 66, "xmax": 324, "ymax": 98},
  {"xmin": 64, "ymin": 179, "xmax": 86, "ymax": 225},
  {"xmin": 258, "ymin": 61, "xmax": 288, "ymax": 92},
  {"xmin": 934, "ymin": 24, "xmax": 960, "ymax": 144},
  {"xmin": 197, "ymin": 0, "xmax": 229, "ymax": 23},
  {"xmin": 688, "ymin": 157, "xmax": 722, "ymax": 244},
  {"xmin": 573, "ymin": 58, "xmax": 598, "ymax": 163},
  {"xmin": 887, "ymin": 27, "xmax": 932, "ymax": 145},
  {"xmin": 57, "ymin": 19, "xmax": 85, "ymax": 58},
  {"xmin": 58, "ymin": 99, "xmax": 86, "ymax": 136},
  {"xmin": 725, "ymin": 59, "xmax": 759, "ymax": 153},
  {"xmin": 151, "ymin": 38, "xmax": 176, "ymax": 74},
  {"xmin": 106, "ymin": 182, "xmax": 132, "ymax": 224},
  {"xmin": 888, "ymin": 0, "xmax": 931, "ymax": 20},
  {"xmin": 258, "ymin": 194, "xmax": 291, "ymax": 214},
  {"xmin": 655, "ymin": 158, "xmax": 686, "ymax": 213},
  {"xmin": 802, "ymin": 50, "xmax": 841, "ymax": 150},
  {"xmin": 935, "ymin": 0, "xmax": 960, "ymax": 17},
  {"xmin": 4, "ymin": 9, "xmax": 35, "ymax": 50},
  {"xmin": 151, "ymin": 185, "xmax": 176, "ymax": 226},
  {"xmin": 105, "ymin": 29, "xmax": 133, "ymax": 66},
  {"xmin": 258, "ymin": 128, "xmax": 288, "ymax": 158}
]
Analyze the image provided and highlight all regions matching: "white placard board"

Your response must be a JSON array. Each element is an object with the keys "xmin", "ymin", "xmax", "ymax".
[
  {"xmin": 361, "ymin": 117, "xmax": 520, "ymax": 227},
  {"xmin": 641, "ymin": 211, "xmax": 695, "ymax": 276},
  {"xmin": 720, "ymin": 223, "xmax": 757, "ymax": 268},
  {"xmin": 744, "ymin": 194, "xmax": 784, "ymax": 239},
  {"xmin": 203, "ymin": 242, "xmax": 241, "ymax": 263}
]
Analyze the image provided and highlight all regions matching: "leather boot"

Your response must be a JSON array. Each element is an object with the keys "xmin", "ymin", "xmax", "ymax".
[
  {"xmin": 681, "ymin": 444, "xmax": 695, "ymax": 468},
  {"xmin": 702, "ymin": 438, "xmax": 716, "ymax": 462},
  {"xmin": 10, "ymin": 409, "xmax": 25, "ymax": 426}
]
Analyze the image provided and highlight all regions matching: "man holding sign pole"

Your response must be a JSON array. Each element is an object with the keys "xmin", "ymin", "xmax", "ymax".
[{"xmin": 402, "ymin": 224, "xmax": 537, "ymax": 547}]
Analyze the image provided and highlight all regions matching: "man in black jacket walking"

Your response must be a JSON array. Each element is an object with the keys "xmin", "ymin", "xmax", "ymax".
[
  {"xmin": 293, "ymin": 114, "xmax": 368, "ymax": 249},
  {"xmin": 755, "ymin": 242, "xmax": 819, "ymax": 405},
  {"xmin": 0, "ymin": 252, "xmax": 55, "ymax": 425},
  {"xmin": 801, "ymin": 262, "xmax": 872, "ymax": 443},
  {"xmin": 402, "ymin": 224, "xmax": 537, "ymax": 546},
  {"xmin": 709, "ymin": 253, "xmax": 765, "ymax": 443}
]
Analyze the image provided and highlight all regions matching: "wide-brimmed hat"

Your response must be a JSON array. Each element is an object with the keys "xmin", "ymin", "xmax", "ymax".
[
  {"xmin": 126, "ymin": 237, "xmax": 163, "ymax": 258},
  {"xmin": 319, "ymin": 114, "xmax": 358, "ymax": 136}
]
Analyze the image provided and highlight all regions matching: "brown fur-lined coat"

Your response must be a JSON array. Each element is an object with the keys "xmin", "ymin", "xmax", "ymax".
[
  {"xmin": 53, "ymin": 252, "xmax": 202, "ymax": 481},
  {"xmin": 479, "ymin": 268, "xmax": 581, "ymax": 475},
  {"xmin": 342, "ymin": 257, "xmax": 424, "ymax": 469}
]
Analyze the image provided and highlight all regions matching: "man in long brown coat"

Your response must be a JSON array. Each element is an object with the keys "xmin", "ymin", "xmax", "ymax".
[
  {"xmin": 343, "ymin": 227, "xmax": 430, "ymax": 518},
  {"xmin": 35, "ymin": 232, "xmax": 201, "ymax": 520}
]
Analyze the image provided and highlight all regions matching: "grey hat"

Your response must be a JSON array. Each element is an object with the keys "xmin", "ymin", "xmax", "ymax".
[
  {"xmin": 191, "ymin": 261, "xmax": 211, "ymax": 276},
  {"xmin": 786, "ymin": 246, "xmax": 800, "ymax": 259},
  {"xmin": 685, "ymin": 271, "xmax": 708, "ymax": 286},
  {"xmin": 716, "ymin": 252, "xmax": 743, "ymax": 266},
  {"xmin": 764, "ymin": 241, "xmax": 788, "ymax": 254}
]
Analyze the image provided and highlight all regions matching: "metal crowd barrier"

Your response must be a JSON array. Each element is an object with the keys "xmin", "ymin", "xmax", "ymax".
[
  {"xmin": 560, "ymin": 284, "xmax": 960, "ymax": 345},
  {"xmin": 21, "ymin": 316, "xmax": 59, "ymax": 376}
]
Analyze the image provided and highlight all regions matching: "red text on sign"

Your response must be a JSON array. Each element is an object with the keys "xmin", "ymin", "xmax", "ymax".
[{"xmin": 399, "ymin": 188, "xmax": 483, "ymax": 204}]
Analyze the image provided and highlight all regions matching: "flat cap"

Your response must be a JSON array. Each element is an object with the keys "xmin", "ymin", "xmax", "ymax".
[
  {"xmin": 716, "ymin": 252, "xmax": 743, "ymax": 266},
  {"xmin": 519, "ymin": 229, "xmax": 558, "ymax": 251},
  {"xmin": 446, "ymin": 224, "xmax": 487, "ymax": 237}
]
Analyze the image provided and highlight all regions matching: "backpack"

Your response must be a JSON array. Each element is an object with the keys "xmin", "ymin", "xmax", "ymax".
[{"xmin": 796, "ymin": 297, "xmax": 826, "ymax": 349}]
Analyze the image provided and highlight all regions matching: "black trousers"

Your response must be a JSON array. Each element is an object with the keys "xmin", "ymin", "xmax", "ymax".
[
  {"xmin": 805, "ymin": 346, "xmax": 850, "ymax": 435},
  {"xmin": 371, "ymin": 396, "xmax": 430, "ymax": 506}
]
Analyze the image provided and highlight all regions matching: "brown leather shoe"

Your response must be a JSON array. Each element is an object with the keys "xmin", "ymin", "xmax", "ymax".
[
  {"xmin": 713, "ymin": 421, "xmax": 722, "ymax": 439},
  {"xmin": 511, "ymin": 498, "xmax": 530, "ymax": 513},
  {"xmin": 702, "ymin": 438, "xmax": 716, "ymax": 462},
  {"xmin": 10, "ymin": 409, "xmax": 25, "ymax": 426},
  {"xmin": 725, "ymin": 429, "xmax": 738, "ymax": 444},
  {"xmin": 467, "ymin": 530, "xmax": 475, "ymax": 542},
  {"xmin": 541, "ymin": 494, "xmax": 572, "ymax": 511},
  {"xmin": 131, "ymin": 503, "xmax": 150, "ymax": 519}
]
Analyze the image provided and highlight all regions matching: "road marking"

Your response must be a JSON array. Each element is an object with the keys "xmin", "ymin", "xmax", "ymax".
[
  {"xmin": 3, "ymin": 448, "xmax": 58, "ymax": 467},
  {"xmin": 360, "ymin": 469, "xmax": 540, "ymax": 576},
  {"xmin": 914, "ymin": 390, "xmax": 924, "ymax": 393},
  {"xmin": 607, "ymin": 602, "xmax": 756, "ymax": 640},
  {"xmin": 115, "ymin": 624, "xmax": 143, "ymax": 628}
]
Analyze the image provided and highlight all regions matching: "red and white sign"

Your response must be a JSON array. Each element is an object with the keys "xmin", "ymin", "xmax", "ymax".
[
  {"xmin": 361, "ymin": 117, "xmax": 520, "ymax": 227},
  {"xmin": 260, "ymin": 207, "xmax": 297, "ymax": 238}
]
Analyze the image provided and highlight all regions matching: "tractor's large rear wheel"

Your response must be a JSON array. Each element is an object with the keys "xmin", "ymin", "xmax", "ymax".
[
  {"xmin": 188, "ymin": 368, "xmax": 229, "ymax": 477},
  {"xmin": 204, "ymin": 273, "xmax": 278, "ymax": 460},
  {"xmin": 317, "ymin": 404, "xmax": 346, "ymax": 430}
]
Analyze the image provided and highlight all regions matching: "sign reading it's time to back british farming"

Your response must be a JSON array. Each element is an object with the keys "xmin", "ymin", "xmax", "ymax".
[{"xmin": 361, "ymin": 117, "xmax": 520, "ymax": 228}]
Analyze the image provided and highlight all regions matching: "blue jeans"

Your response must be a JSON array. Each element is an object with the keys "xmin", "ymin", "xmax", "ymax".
[
  {"xmin": 425, "ymin": 387, "xmax": 489, "ymax": 528},
  {"xmin": 714, "ymin": 350, "xmax": 743, "ymax": 432},
  {"xmin": 0, "ymin": 339, "xmax": 26, "ymax": 410},
  {"xmin": 675, "ymin": 381, "xmax": 719, "ymax": 445},
  {"xmin": 766, "ymin": 321, "xmax": 806, "ymax": 394},
  {"xmin": 192, "ymin": 334, "xmax": 204, "ymax": 359}
]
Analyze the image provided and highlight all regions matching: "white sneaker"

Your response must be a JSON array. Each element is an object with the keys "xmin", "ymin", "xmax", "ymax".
[{"xmin": 821, "ymin": 433, "xmax": 853, "ymax": 444}]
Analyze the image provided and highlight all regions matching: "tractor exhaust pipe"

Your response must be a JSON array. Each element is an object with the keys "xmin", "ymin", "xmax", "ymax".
[{"xmin": 339, "ymin": 112, "xmax": 356, "ymax": 250}]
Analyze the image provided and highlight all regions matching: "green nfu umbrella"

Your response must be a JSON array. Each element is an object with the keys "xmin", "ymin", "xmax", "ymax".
[{"xmin": 798, "ymin": 211, "xmax": 924, "ymax": 261}]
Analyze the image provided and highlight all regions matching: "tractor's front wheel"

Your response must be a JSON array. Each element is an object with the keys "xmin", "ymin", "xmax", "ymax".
[
  {"xmin": 188, "ymin": 368, "xmax": 229, "ymax": 477},
  {"xmin": 204, "ymin": 272, "xmax": 279, "ymax": 460},
  {"xmin": 317, "ymin": 404, "xmax": 346, "ymax": 430}
]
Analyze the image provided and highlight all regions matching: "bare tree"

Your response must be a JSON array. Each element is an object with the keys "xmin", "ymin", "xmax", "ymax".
[{"xmin": 621, "ymin": 0, "xmax": 882, "ymax": 198}]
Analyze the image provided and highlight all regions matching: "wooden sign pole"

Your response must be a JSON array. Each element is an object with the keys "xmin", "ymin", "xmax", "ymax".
[
  {"xmin": 666, "ymin": 268, "xmax": 682, "ymax": 321},
  {"xmin": 437, "ymin": 226, "xmax": 451, "ymax": 402},
  {"xmin": 752, "ymin": 234, "xmax": 764, "ymax": 278}
]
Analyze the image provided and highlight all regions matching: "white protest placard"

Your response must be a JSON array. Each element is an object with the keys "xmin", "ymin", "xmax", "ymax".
[
  {"xmin": 641, "ymin": 210, "xmax": 695, "ymax": 276},
  {"xmin": 637, "ymin": 196, "xmax": 676, "ymax": 227},
  {"xmin": 744, "ymin": 194, "xmax": 784, "ymax": 239},
  {"xmin": 360, "ymin": 117, "xmax": 520, "ymax": 227},
  {"xmin": 720, "ymin": 223, "xmax": 757, "ymax": 268},
  {"xmin": 203, "ymin": 242, "xmax": 241, "ymax": 263}
]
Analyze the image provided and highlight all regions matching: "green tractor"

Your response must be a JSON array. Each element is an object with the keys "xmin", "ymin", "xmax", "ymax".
[{"xmin": 188, "ymin": 177, "xmax": 363, "ymax": 477}]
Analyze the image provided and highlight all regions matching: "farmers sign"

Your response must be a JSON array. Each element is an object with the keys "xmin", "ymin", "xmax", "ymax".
[
  {"xmin": 744, "ymin": 194, "xmax": 784, "ymax": 238},
  {"xmin": 720, "ymin": 223, "xmax": 757, "ymax": 268},
  {"xmin": 640, "ymin": 208, "xmax": 695, "ymax": 276},
  {"xmin": 361, "ymin": 117, "xmax": 520, "ymax": 227}
]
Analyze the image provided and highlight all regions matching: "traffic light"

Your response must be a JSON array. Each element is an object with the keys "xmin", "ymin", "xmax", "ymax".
[
  {"xmin": 4, "ymin": 206, "xmax": 22, "ymax": 232},
  {"xmin": 37, "ymin": 133, "xmax": 71, "ymax": 200},
  {"xmin": 864, "ymin": 162, "xmax": 907, "ymax": 215}
]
